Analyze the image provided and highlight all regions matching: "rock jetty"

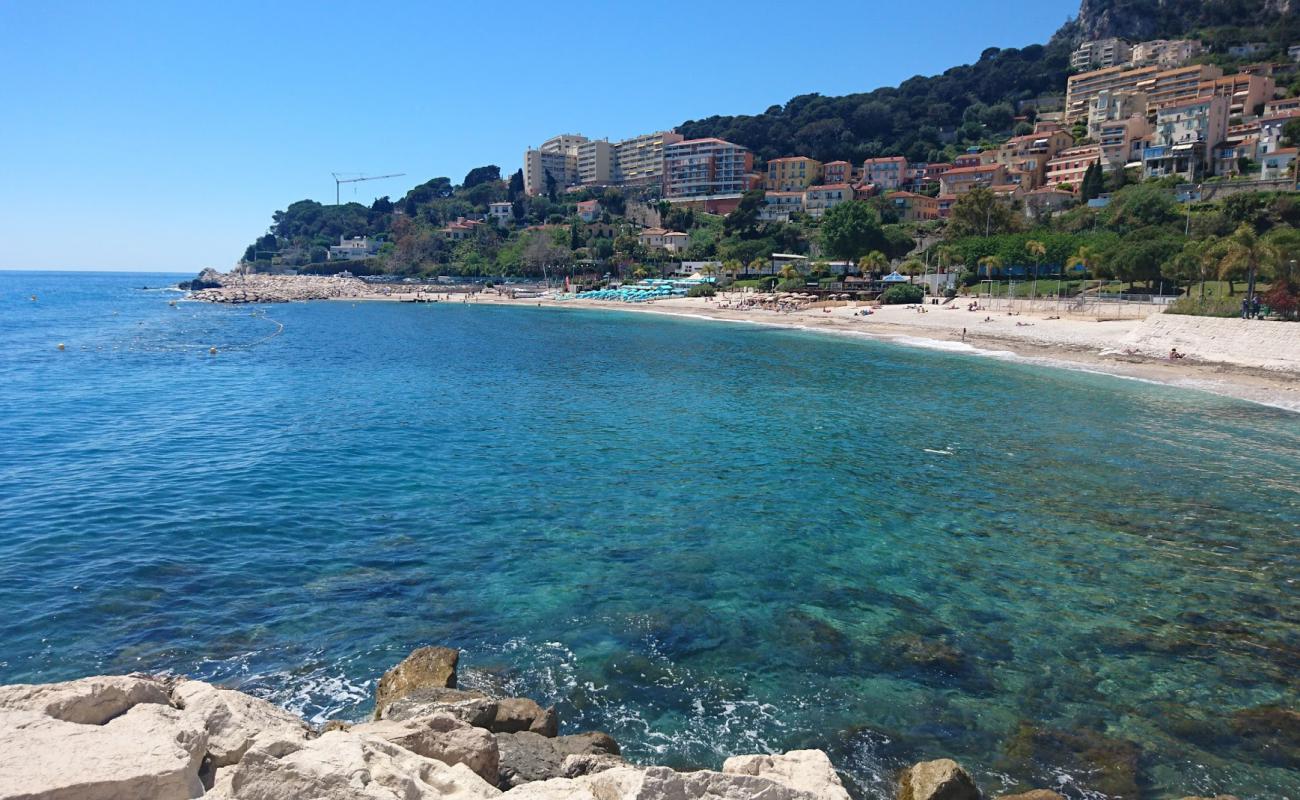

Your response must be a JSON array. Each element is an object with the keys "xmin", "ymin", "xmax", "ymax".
[
  {"xmin": 183, "ymin": 269, "xmax": 370, "ymax": 303},
  {"xmin": 0, "ymin": 646, "xmax": 1237, "ymax": 800}
]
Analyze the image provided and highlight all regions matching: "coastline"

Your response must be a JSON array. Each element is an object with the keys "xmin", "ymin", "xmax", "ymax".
[{"xmin": 360, "ymin": 290, "xmax": 1300, "ymax": 414}]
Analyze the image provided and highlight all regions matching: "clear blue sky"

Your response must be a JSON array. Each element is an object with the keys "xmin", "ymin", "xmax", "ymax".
[{"xmin": 0, "ymin": 0, "xmax": 1079, "ymax": 272}]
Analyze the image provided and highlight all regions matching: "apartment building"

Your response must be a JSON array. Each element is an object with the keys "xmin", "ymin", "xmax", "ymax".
[
  {"xmin": 759, "ymin": 191, "xmax": 805, "ymax": 222},
  {"xmin": 1071, "ymin": 38, "xmax": 1132, "ymax": 71},
  {"xmin": 576, "ymin": 140, "xmax": 614, "ymax": 186},
  {"xmin": 523, "ymin": 148, "xmax": 577, "ymax": 196},
  {"xmin": 1130, "ymin": 39, "xmax": 1201, "ymax": 68},
  {"xmin": 1261, "ymin": 149, "xmax": 1297, "ymax": 180},
  {"xmin": 765, "ymin": 156, "xmax": 822, "ymax": 191},
  {"xmin": 1087, "ymin": 89, "xmax": 1148, "ymax": 139},
  {"xmin": 1143, "ymin": 64, "xmax": 1224, "ymax": 110},
  {"xmin": 1200, "ymin": 73, "xmax": 1275, "ymax": 118},
  {"xmin": 821, "ymin": 160, "xmax": 852, "ymax": 185},
  {"xmin": 938, "ymin": 163, "xmax": 1007, "ymax": 195},
  {"xmin": 664, "ymin": 138, "xmax": 754, "ymax": 198},
  {"xmin": 613, "ymin": 130, "xmax": 684, "ymax": 186},
  {"xmin": 861, "ymin": 156, "xmax": 909, "ymax": 190},
  {"xmin": 994, "ymin": 125, "xmax": 1074, "ymax": 188},
  {"xmin": 1097, "ymin": 113, "xmax": 1153, "ymax": 170},
  {"xmin": 803, "ymin": 184, "xmax": 853, "ymax": 218},
  {"xmin": 540, "ymin": 134, "xmax": 588, "ymax": 154},
  {"xmin": 1143, "ymin": 93, "xmax": 1230, "ymax": 180},
  {"xmin": 1045, "ymin": 145, "xmax": 1102, "ymax": 191},
  {"xmin": 1066, "ymin": 64, "xmax": 1160, "ymax": 122},
  {"xmin": 637, "ymin": 228, "xmax": 690, "ymax": 253},
  {"xmin": 488, "ymin": 201, "xmax": 513, "ymax": 226},
  {"xmin": 886, "ymin": 191, "xmax": 940, "ymax": 222},
  {"xmin": 1258, "ymin": 111, "xmax": 1300, "ymax": 155}
]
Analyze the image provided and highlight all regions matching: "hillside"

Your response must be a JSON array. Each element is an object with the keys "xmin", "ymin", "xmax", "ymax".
[{"xmin": 676, "ymin": 0, "xmax": 1296, "ymax": 165}]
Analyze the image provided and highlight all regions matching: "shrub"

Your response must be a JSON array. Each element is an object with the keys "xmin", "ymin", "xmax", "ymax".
[
  {"xmin": 1166, "ymin": 294, "xmax": 1241, "ymax": 317},
  {"xmin": 687, "ymin": 283, "xmax": 717, "ymax": 298},
  {"xmin": 881, "ymin": 284, "xmax": 925, "ymax": 304}
]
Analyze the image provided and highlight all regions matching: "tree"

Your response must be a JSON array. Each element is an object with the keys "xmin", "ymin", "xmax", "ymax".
[
  {"xmin": 1216, "ymin": 223, "xmax": 1279, "ymax": 298},
  {"xmin": 948, "ymin": 188, "xmax": 1016, "ymax": 238},
  {"xmin": 858, "ymin": 250, "xmax": 888, "ymax": 275},
  {"xmin": 1080, "ymin": 162, "xmax": 1104, "ymax": 201},
  {"xmin": 820, "ymin": 201, "xmax": 886, "ymax": 262},
  {"xmin": 1025, "ymin": 239, "xmax": 1046, "ymax": 297},
  {"xmin": 1282, "ymin": 118, "xmax": 1300, "ymax": 148},
  {"xmin": 1108, "ymin": 228, "xmax": 1180, "ymax": 288},
  {"xmin": 507, "ymin": 170, "xmax": 525, "ymax": 202},
  {"xmin": 977, "ymin": 255, "xmax": 1003, "ymax": 283},
  {"xmin": 723, "ymin": 190, "xmax": 766, "ymax": 238},
  {"xmin": 544, "ymin": 170, "xmax": 558, "ymax": 202},
  {"xmin": 463, "ymin": 165, "xmax": 502, "ymax": 189},
  {"xmin": 900, "ymin": 258, "xmax": 925, "ymax": 277}
]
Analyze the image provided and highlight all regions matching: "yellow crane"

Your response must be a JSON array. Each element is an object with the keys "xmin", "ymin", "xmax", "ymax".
[{"xmin": 331, "ymin": 172, "xmax": 406, "ymax": 205}]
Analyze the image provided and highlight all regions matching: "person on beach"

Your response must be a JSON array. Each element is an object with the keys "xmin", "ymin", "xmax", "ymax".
[
  {"xmin": 961, "ymin": 327, "xmax": 966, "ymax": 342},
  {"xmin": 1169, "ymin": 348, "xmax": 1185, "ymax": 360}
]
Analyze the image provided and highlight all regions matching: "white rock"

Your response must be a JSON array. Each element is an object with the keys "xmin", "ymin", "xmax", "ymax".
[
  {"xmin": 211, "ymin": 730, "xmax": 501, "ymax": 800},
  {"xmin": 503, "ymin": 761, "xmax": 846, "ymax": 800},
  {"xmin": 0, "ymin": 704, "xmax": 206, "ymax": 800},
  {"xmin": 722, "ymin": 750, "xmax": 851, "ymax": 800},
  {"xmin": 171, "ymin": 680, "xmax": 308, "ymax": 767},
  {"xmin": 351, "ymin": 714, "xmax": 499, "ymax": 784},
  {"xmin": 0, "ymin": 675, "xmax": 171, "ymax": 725}
]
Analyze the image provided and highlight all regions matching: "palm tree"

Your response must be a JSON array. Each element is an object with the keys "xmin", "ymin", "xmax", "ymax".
[
  {"xmin": 858, "ymin": 250, "xmax": 887, "ymax": 276},
  {"xmin": 777, "ymin": 263, "xmax": 802, "ymax": 282},
  {"xmin": 900, "ymin": 258, "xmax": 925, "ymax": 278},
  {"xmin": 977, "ymin": 255, "xmax": 1003, "ymax": 298},
  {"xmin": 1065, "ymin": 245, "xmax": 1095, "ymax": 298},
  {"xmin": 1217, "ymin": 223, "xmax": 1278, "ymax": 299},
  {"xmin": 1025, "ymin": 239, "xmax": 1046, "ymax": 298}
]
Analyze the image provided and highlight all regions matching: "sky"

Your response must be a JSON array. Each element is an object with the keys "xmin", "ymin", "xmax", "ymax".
[{"xmin": 0, "ymin": 0, "xmax": 1080, "ymax": 272}]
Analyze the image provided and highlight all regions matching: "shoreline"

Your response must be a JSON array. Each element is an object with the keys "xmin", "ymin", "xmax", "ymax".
[{"xmin": 353, "ymin": 290, "xmax": 1300, "ymax": 414}]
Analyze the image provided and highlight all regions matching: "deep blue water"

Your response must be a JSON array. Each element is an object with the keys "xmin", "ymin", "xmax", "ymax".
[{"xmin": 1, "ymin": 271, "xmax": 1297, "ymax": 799}]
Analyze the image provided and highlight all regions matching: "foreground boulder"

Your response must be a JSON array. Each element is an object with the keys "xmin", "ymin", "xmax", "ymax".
[
  {"xmin": 375, "ymin": 646, "xmax": 460, "ymax": 719},
  {"xmin": 0, "ymin": 674, "xmax": 171, "ymax": 725},
  {"xmin": 0, "ymin": 705, "xmax": 206, "ymax": 800},
  {"xmin": 502, "ymin": 763, "xmax": 844, "ymax": 800},
  {"xmin": 172, "ymin": 680, "xmax": 309, "ymax": 768},
  {"xmin": 496, "ymin": 730, "xmax": 620, "ymax": 787},
  {"xmin": 722, "ymin": 750, "xmax": 851, "ymax": 800},
  {"xmin": 490, "ymin": 697, "xmax": 558, "ymax": 737},
  {"xmin": 209, "ymin": 731, "xmax": 500, "ymax": 799},
  {"xmin": 352, "ymin": 713, "xmax": 500, "ymax": 784},
  {"xmin": 383, "ymin": 688, "xmax": 498, "ymax": 728},
  {"xmin": 897, "ymin": 758, "xmax": 980, "ymax": 800},
  {"xmin": 994, "ymin": 792, "xmax": 1064, "ymax": 800}
]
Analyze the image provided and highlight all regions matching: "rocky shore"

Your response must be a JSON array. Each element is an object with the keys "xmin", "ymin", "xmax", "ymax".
[
  {"xmin": 183, "ymin": 269, "xmax": 372, "ymax": 303},
  {"xmin": 0, "ymin": 646, "xmax": 1241, "ymax": 800}
]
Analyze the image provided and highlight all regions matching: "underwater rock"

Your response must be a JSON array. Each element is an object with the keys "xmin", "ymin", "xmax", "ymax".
[
  {"xmin": 885, "ymin": 633, "xmax": 968, "ymax": 673},
  {"xmin": 1229, "ymin": 705, "xmax": 1300, "ymax": 768},
  {"xmin": 1004, "ymin": 722, "xmax": 1141, "ymax": 798}
]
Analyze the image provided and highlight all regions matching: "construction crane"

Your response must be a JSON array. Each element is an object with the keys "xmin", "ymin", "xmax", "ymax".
[{"xmin": 331, "ymin": 172, "xmax": 406, "ymax": 205}]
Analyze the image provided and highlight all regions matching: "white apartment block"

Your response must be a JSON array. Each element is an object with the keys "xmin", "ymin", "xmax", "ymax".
[
  {"xmin": 1071, "ymin": 38, "xmax": 1132, "ymax": 71},
  {"xmin": 1130, "ymin": 39, "xmax": 1201, "ymax": 68}
]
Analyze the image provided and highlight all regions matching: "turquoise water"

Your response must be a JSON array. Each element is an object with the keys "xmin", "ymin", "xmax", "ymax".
[{"xmin": 1, "ymin": 271, "xmax": 1297, "ymax": 799}]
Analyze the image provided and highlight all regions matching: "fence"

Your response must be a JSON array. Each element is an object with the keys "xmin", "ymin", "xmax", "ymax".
[{"xmin": 962, "ymin": 294, "xmax": 1170, "ymax": 318}]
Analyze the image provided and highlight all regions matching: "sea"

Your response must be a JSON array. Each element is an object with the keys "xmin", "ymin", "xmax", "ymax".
[{"xmin": 1, "ymin": 270, "xmax": 1297, "ymax": 799}]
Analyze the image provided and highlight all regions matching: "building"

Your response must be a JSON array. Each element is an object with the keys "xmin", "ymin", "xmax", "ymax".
[
  {"xmin": 803, "ymin": 184, "xmax": 853, "ymax": 218},
  {"xmin": 613, "ymin": 130, "xmax": 684, "ymax": 186},
  {"xmin": 440, "ymin": 218, "xmax": 485, "ymax": 241},
  {"xmin": 1200, "ymin": 73, "xmax": 1275, "ymax": 118},
  {"xmin": 765, "ymin": 156, "xmax": 822, "ymax": 191},
  {"xmin": 1071, "ymin": 38, "xmax": 1132, "ymax": 71},
  {"xmin": 1087, "ymin": 89, "xmax": 1148, "ymax": 139},
  {"xmin": 1259, "ymin": 111, "xmax": 1300, "ymax": 154},
  {"xmin": 1213, "ymin": 137, "xmax": 1259, "ymax": 177},
  {"xmin": 759, "ymin": 191, "xmax": 805, "ymax": 222},
  {"xmin": 663, "ymin": 138, "xmax": 754, "ymax": 198},
  {"xmin": 861, "ymin": 156, "xmax": 909, "ymax": 190},
  {"xmin": 938, "ymin": 163, "xmax": 1008, "ymax": 195},
  {"xmin": 637, "ymin": 228, "xmax": 689, "ymax": 253},
  {"xmin": 1143, "ymin": 64, "xmax": 1224, "ymax": 110},
  {"xmin": 1066, "ymin": 64, "xmax": 1160, "ymax": 122},
  {"xmin": 886, "ymin": 191, "xmax": 939, "ymax": 222},
  {"xmin": 577, "ymin": 140, "xmax": 614, "ymax": 186},
  {"xmin": 1290, "ymin": 45, "xmax": 1300, "ymax": 63},
  {"xmin": 524, "ymin": 148, "xmax": 577, "ymax": 196},
  {"xmin": 539, "ymin": 134, "xmax": 588, "ymax": 154},
  {"xmin": 327, "ymin": 236, "xmax": 377, "ymax": 261},
  {"xmin": 821, "ymin": 160, "xmax": 852, "ymax": 185},
  {"xmin": 577, "ymin": 199, "xmax": 601, "ymax": 223},
  {"xmin": 1097, "ymin": 113, "xmax": 1153, "ymax": 170},
  {"xmin": 906, "ymin": 162, "xmax": 951, "ymax": 189},
  {"xmin": 1264, "ymin": 98, "xmax": 1300, "ymax": 116},
  {"xmin": 1045, "ymin": 144, "xmax": 1103, "ymax": 191},
  {"xmin": 994, "ymin": 124, "xmax": 1074, "ymax": 188},
  {"xmin": 1023, "ymin": 187, "xmax": 1076, "ymax": 217},
  {"xmin": 1131, "ymin": 39, "xmax": 1202, "ymax": 67},
  {"xmin": 1260, "ymin": 148, "xmax": 1297, "ymax": 180},
  {"xmin": 1227, "ymin": 43, "xmax": 1270, "ymax": 59},
  {"xmin": 1143, "ymin": 93, "xmax": 1230, "ymax": 180},
  {"xmin": 936, "ymin": 195, "xmax": 957, "ymax": 218},
  {"xmin": 488, "ymin": 201, "xmax": 513, "ymax": 226}
]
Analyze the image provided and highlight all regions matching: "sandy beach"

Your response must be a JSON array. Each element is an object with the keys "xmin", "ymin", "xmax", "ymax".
[{"xmin": 370, "ymin": 288, "xmax": 1300, "ymax": 413}]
